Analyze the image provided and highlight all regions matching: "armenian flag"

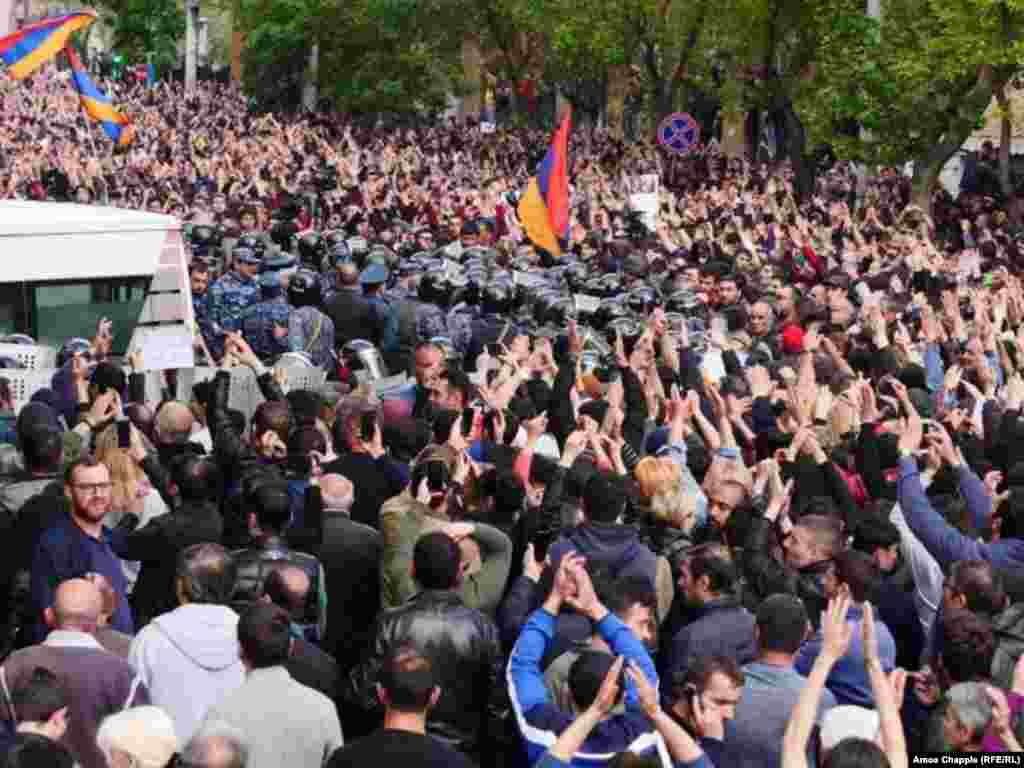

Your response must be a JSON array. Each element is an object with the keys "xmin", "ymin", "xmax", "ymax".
[
  {"xmin": 0, "ymin": 11, "xmax": 96, "ymax": 80},
  {"xmin": 65, "ymin": 46, "xmax": 132, "ymax": 145},
  {"xmin": 518, "ymin": 110, "xmax": 571, "ymax": 257}
]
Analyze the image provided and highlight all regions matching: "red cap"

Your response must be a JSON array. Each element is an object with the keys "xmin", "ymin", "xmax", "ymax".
[{"xmin": 781, "ymin": 325, "xmax": 805, "ymax": 356}]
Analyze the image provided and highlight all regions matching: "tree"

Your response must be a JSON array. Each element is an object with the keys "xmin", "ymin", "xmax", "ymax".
[
  {"xmin": 98, "ymin": 0, "xmax": 184, "ymax": 73},
  {"xmin": 805, "ymin": 0, "xmax": 1024, "ymax": 213},
  {"xmin": 238, "ymin": 0, "xmax": 468, "ymax": 114}
]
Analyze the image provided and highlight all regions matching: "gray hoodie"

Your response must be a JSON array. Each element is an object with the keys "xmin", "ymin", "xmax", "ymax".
[{"xmin": 129, "ymin": 604, "xmax": 245, "ymax": 742}]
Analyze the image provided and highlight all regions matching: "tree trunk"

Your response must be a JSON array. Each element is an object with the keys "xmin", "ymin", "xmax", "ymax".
[
  {"xmin": 781, "ymin": 101, "xmax": 814, "ymax": 202},
  {"xmin": 909, "ymin": 65, "xmax": 995, "ymax": 219},
  {"xmin": 996, "ymin": 83, "xmax": 1021, "ymax": 229}
]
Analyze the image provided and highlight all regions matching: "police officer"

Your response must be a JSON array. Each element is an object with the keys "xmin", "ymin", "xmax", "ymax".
[
  {"xmin": 321, "ymin": 241, "xmax": 351, "ymax": 305},
  {"xmin": 360, "ymin": 263, "xmax": 400, "ymax": 371},
  {"xmin": 287, "ymin": 270, "xmax": 335, "ymax": 369},
  {"xmin": 189, "ymin": 261, "xmax": 218, "ymax": 360},
  {"xmin": 241, "ymin": 271, "xmax": 291, "ymax": 361},
  {"xmin": 447, "ymin": 276, "xmax": 480, "ymax": 361},
  {"xmin": 415, "ymin": 269, "xmax": 451, "ymax": 344},
  {"xmin": 208, "ymin": 245, "xmax": 262, "ymax": 340},
  {"xmin": 387, "ymin": 260, "xmax": 425, "ymax": 373},
  {"xmin": 466, "ymin": 281, "xmax": 517, "ymax": 371}
]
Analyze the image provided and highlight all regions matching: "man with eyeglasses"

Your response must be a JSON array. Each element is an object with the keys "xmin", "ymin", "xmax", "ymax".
[{"xmin": 29, "ymin": 457, "xmax": 134, "ymax": 642}]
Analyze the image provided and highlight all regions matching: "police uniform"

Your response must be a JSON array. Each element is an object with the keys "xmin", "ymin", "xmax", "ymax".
[
  {"xmin": 241, "ymin": 276, "xmax": 292, "ymax": 361},
  {"xmin": 192, "ymin": 290, "xmax": 219, "ymax": 361},
  {"xmin": 416, "ymin": 302, "xmax": 449, "ymax": 344},
  {"xmin": 447, "ymin": 301, "xmax": 478, "ymax": 358},
  {"xmin": 208, "ymin": 251, "xmax": 262, "ymax": 337},
  {"xmin": 360, "ymin": 264, "xmax": 400, "ymax": 368},
  {"xmin": 289, "ymin": 305, "xmax": 336, "ymax": 369}
]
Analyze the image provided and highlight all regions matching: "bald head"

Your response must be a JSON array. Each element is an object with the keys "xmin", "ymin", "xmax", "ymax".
[
  {"xmin": 49, "ymin": 579, "xmax": 103, "ymax": 633},
  {"xmin": 182, "ymin": 722, "xmax": 249, "ymax": 768},
  {"xmin": 339, "ymin": 263, "xmax": 359, "ymax": 287},
  {"xmin": 320, "ymin": 473, "xmax": 354, "ymax": 514},
  {"xmin": 156, "ymin": 401, "xmax": 195, "ymax": 446},
  {"xmin": 83, "ymin": 572, "xmax": 116, "ymax": 624}
]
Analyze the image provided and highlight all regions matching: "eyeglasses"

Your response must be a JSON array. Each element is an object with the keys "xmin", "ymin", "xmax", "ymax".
[{"xmin": 72, "ymin": 482, "xmax": 112, "ymax": 495}]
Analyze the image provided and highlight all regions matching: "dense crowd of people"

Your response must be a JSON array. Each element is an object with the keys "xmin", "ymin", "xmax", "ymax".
[{"xmin": 1, "ymin": 69, "xmax": 1024, "ymax": 768}]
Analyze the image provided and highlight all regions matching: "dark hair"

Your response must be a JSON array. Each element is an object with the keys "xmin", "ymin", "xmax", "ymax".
[
  {"xmin": 170, "ymin": 455, "xmax": 223, "ymax": 503},
  {"xmin": 568, "ymin": 650, "xmax": 620, "ymax": 711},
  {"xmin": 670, "ymin": 655, "xmax": 744, "ymax": 704},
  {"xmin": 413, "ymin": 531, "xmax": 461, "ymax": 590},
  {"xmin": 285, "ymin": 390, "xmax": 325, "ymax": 427},
  {"xmin": 940, "ymin": 608, "xmax": 996, "ymax": 683},
  {"xmin": 822, "ymin": 738, "xmax": 889, "ymax": 768},
  {"xmin": 288, "ymin": 425, "xmax": 327, "ymax": 460},
  {"xmin": 948, "ymin": 560, "xmax": 1007, "ymax": 617},
  {"xmin": 0, "ymin": 733, "xmax": 74, "ymax": 768},
  {"xmin": 851, "ymin": 519, "xmax": 900, "ymax": 554},
  {"xmin": 756, "ymin": 594, "xmax": 809, "ymax": 654},
  {"xmin": 583, "ymin": 472, "xmax": 626, "ymax": 523},
  {"xmin": 11, "ymin": 667, "xmax": 65, "ymax": 724},
  {"xmin": 90, "ymin": 362, "xmax": 125, "ymax": 397},
  {"xmin": 63, "ymin": 455, "xmax": 103, "ymax": 486},
  {"xmin": 253, "ymin": 483, "xmax": 292, "ymax": 533},
  {"xmin": 177, "ymin": 543, "xmax": 236, "ymax": 605},
  {"xmin": 606, "ymin": 754, "xmax": 661, "ymax": 768},
  {"xmin": 237, "ymin": 602, "xmax": 291, "ymax": 669},
  {"xmin": 251, "ymin": 400, "xmax": 291, "ymax": 442},
  {"xmin": 379, "ymin": 645, "xmax": 437, "ymax": 713},
  {"xmin": 604, "ymin": 575, "xmax": 657, "ymax": 622},
  {"xmin": 439, "ymin": 367, "xmax": 475, "ymax": 408},
  {"xmin": 528, "ymin": 454, "xmax": 560, "ymax": 488},
  {"xmin": 21, "ymin": 427, "xmax": 63, "ymax": 472},
  {"xmin": 831, "ymin": 549, "xmax": 881, "ymax": 603},
  {"xmin": 689, "ymin": 548, "xmax": 737, "ymax": 595}
]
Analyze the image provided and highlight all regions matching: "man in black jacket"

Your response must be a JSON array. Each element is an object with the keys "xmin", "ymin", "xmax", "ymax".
[
  {"xmin": 110, "ymin": 455, "xmax": 224, "ymax": 628},
  {"xmin": 345, "ymin": 531, "xmax": 503, "ymax": 760},
  {"xmin": 327, "ymin": 262, "xmax": 376, "ymax": 346},
  {"xmin": 312, "ymin": 474, "xmax": 380, "ymax": 672},
  {"xmin": 231, "ymin": 484, "xmax": 327, "ymax": 642}
]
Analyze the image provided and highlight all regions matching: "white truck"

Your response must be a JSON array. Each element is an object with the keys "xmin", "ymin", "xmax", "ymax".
[{"xmin": 0, "ymin": 200, "xmax": 194, "ymax": 366}]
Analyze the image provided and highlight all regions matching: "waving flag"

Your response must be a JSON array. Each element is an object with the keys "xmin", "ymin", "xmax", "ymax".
[
  {"xmin": 66, "ymin": 46, "xmax": 132, "ymax": 145},
  {"xmin": 518, "ymin": 110, "xmax": 571, "ymax": 256},
  {"xmin": 0, "ymin": 11, "xmax": 95, "ymax": 80}
]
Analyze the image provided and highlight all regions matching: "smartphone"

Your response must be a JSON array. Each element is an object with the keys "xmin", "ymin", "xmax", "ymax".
[
  {"xmin": 461, "ymin": 407, "xmax": 475, "ymax": 438},
  {"xmin": 117, "ymin": 420, "xmax": 132, "ymax": 449},
  {"xmin": 360, "ymin": 410, "xmax": 377, "ymax": 442}
]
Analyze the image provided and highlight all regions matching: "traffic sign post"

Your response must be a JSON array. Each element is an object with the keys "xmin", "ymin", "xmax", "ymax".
[{"xmin": 658, "ymin": 112, "xmax": 701, "ymax": 155}]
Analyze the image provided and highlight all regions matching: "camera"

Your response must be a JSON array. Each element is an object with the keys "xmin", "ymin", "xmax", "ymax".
[{"xmin": 314, "ymin": 164, "xmax": 339, "ymax": 192}]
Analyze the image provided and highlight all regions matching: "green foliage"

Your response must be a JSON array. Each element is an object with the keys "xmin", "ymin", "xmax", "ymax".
[
  {"xmin": 98, "ymin": 0, "xmax": 184, "ymax": 72},
  {"xmin": 805, "ymin": 0, "xmax": 1024, "ymax": 169},
  {"xmin": 239, "ymin": 0, "xmax": 468, "ymax": 114}
]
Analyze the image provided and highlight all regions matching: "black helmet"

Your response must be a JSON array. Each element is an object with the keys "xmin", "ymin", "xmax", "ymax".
[
  {"xmin": 190, "ymin": 224, "xmax": 216, "ymax": 255},
  {"xmin": 419, "ymin": 269, "xmax": 450, "ymax": 305},
  {"xmin": 481, "ymin": 281, "xmax": 514, "ymax": 315},
  {"xmin": 288, "ymin": 269, "xmax": 323, "ymax": 308},
  {"xmin": 237, "ymin": 232, "xmax": 266, "ymax": 256},
  {"xmin": 298, "ymin": 232, "xmax": 325, "ymax": 268},
  {"xmin": 665, "ymin": 289, "xmax": 705, "ymax": 317},
  {"xmin": 544, "ymin": 297, "xmax": 576, "ymax": 328},
  {"xmin": 564, "ymin": 262, "xmax": 589, "ymax": 292},
  {"xmin": 270, "ymin": 220, "xmax": 299, "ymax": 251},
  {"xmin": 627, "ymin": 287, "xmax": 659, "ymax": 315},
  {"xmin": 324, "ymin": 230, "xmax": 347, "ymax": 251},
  {"xmin": 593, "ymin": 298, "xmax": 630, "ymax": 331}
]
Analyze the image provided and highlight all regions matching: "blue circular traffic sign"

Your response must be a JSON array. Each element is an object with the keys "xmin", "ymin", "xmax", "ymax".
[{"xmin": 658, "ymin": 112, "xmax": 701, "ymax": 155}]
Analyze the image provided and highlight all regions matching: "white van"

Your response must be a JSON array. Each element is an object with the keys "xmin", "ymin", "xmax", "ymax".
[{"xmin": 0, "ymin": 201, "xmax": 194, "ymax": 363}]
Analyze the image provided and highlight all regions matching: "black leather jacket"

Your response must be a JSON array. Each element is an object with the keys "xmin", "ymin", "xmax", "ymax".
[
  {"xmin": 208, "ymin": 369, "xmax": 287, "ymax": 482},
  {"xmin": 742, "ymin": 513, "xmax": 830, "ymax": 629},
  {"xmin": 345, "ymin": 589, "xmax": 504, "ymax": 753},
  {"xmin": 232, "ymin": 535, "xmax": 324, "ymax": 633}
]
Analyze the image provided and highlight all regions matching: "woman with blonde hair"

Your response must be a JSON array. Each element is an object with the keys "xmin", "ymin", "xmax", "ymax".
[{"xmin": 93, "ymin": 422, "xmax": 169, "ymax": 589}]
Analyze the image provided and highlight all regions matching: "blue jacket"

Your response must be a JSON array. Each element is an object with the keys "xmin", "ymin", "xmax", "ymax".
[
  {"xmin": 30, "ymin": 513, "xmax": 134, "ymax": 641},
  {"xmin": 896, "ymin": 457, "xmax": 1024, "ymax": 570},
  {"xmin": 509, "ymin": 608, "xmax": 660, "ymax": 767},
  {"xmin": 549, "ymin": 524, "xmax": 659, "ymax": 594},
  {"xmin": 795, "ymin": 603, "xmax": 896, "ymax": 707},
  {"xmin": 665, "ymin": 598, "xmax": 757, "ymax": 680}
]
